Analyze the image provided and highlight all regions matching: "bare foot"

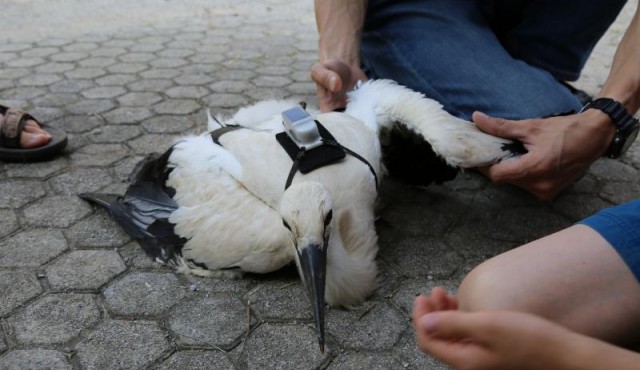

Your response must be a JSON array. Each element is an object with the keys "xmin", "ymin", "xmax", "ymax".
[{"xmin": 0, "ymin": 111, "xmax": 51, "ymax": 148}]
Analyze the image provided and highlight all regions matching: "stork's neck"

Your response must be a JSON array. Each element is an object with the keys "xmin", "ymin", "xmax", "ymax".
[{"xmin": 324, "ymin": 214, "xmax": 378, "ymax": 308}]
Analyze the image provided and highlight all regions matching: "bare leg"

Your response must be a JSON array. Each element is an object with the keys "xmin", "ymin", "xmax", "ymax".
[{"xmin": 458, "ymin": 224, "xmax": 640, "ymax": 345}]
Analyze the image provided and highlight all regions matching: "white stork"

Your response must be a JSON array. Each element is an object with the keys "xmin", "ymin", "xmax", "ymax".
[{"xmin": 81, "ymin": 79, "xmax": 518, "ymax": 353}]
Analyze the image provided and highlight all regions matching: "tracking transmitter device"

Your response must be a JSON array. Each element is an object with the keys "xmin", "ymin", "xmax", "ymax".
[{"xmin": 281, "ymin": 107, "xmax": 323, "ymax": 149}]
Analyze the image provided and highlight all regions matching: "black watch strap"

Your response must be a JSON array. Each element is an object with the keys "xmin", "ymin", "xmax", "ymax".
[{"xmin": 581, "ymin": 98, "xmax": 636, "ymax": 131}]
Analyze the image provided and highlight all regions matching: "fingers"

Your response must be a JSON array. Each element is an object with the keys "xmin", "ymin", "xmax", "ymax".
[
  {"xmin": 473, "ymin": 111, "xmax": 528, "ymax": 140},
  {"xmin": 310, "ymin": 62, "xmax": 342, "ymax": 93}
]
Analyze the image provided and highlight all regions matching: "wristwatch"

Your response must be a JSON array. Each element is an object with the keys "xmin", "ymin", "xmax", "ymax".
[{"xmin": 580, "ymin": 98, "xmax": 640, "ymax": 158}]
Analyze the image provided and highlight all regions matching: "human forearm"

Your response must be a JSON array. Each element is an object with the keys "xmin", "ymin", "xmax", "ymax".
[
  {"xmin": 559, "ymin": 332, "xmax": 640, "ymax": 370},
  {"xmin": 599, "ymin": 2, "xmax": 640, "ymax": 114},
  {"xmin": 315, "ymin": 0, "xmax": 367, "ymax": 65}
]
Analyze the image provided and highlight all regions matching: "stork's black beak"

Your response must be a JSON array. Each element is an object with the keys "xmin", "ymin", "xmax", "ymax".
[{"xmin": 297, "ymin": 243, "xmax": 327, "ymax": 354}]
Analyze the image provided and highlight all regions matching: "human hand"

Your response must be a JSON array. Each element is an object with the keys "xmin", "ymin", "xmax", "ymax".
[
  {"xmin": 473, "ymin": 110, "xmax": 615, "ymax": 200},
  {"xmin": 413, "ymin": 289, "xmax": 576, "ymax": 370},
  {"xmin": 310, "ymin": 59, "xmax": 368, "ymax": 112}
]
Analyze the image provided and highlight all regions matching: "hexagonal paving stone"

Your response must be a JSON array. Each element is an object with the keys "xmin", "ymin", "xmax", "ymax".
[
  {"xmin": 141, "ymin": 115, "xmax": 195, "ymax": 134},
  {"xmin": 69, "ymin": 143, "xmax": 129, "ymax": 167},
  {"xmin": 66, "ymin": 212, "xmax": 130, "ymax": 247},
  {"xmin": 66, "ymin": 99, "xmax": 115, "ymax": 115},
  {"xmin": 0, "ymin": 350, "xmax": 72, "ymax": 370},
  {"xmin": 0, "ymin": 229, "xmax": 68, "ymax": 267},
  {"xmin": 0, "ymin": 270, "xmax": 42, "ymax": 316},
  {"xmin": 22, "ymin": 196, "xmax": 92, "ymax": 228},
  {"xmin": 381, "ymin": 236, "xmax": 464, "ymax": 278},
  {"xmin": 158, "ymin": 350, "xmax": 234, "ymax": 370},
  {"xmin": 88, "ymin": 125, "xmax": 142, "ymax": 144},
  {"xmin": 95, "ymin": 73, "xmax": 138, "ymax": 86},
  {"xmin": 252, "ymin": 75, "xmax": 292, "ymax": 88},
  {"xmin": 0, "ymin": 179, "xmax": 46, "ymax": 208},
  {"xmin": 53, "ymin": 115, "xmax": 104, "ymax": 134},
  {"xmin": 117, "ymin": 92, "xmax": 163, "ymax": 107},
  {"xmin": 239, "ymin": 323, "xmax": 326, "ymax": 370},
  {"xmin": 103, "ymin": 271, "xmax": 187, "ymax": 317},
  {"xmin": 9, "ymin": 294, "xmax": 101, "ymax": 344},
  {"xmin": 395, "ymin": 328, "xmax": 449, "ymax": 370},
  {"xmin": 202, "ymin": 93, "xmax": 248, "ymax": 108},
  {"xmin": 127, "ymin": 134, "xmax": 180, "ymax": 155},
  {"xmin": 102, "ymin": 106, "xmax": 153, "ymax": 125},
  {"xmin": 63, "ymin": 67, "xmax": 105, "ymax": 79},
  {"xmin": 18, "ymin": 73, "xmax": 62, "ymax": 86},
  {"xmin": 326, "ymin": 302, "xmax": 407, "ymax": 350},
  {"xmin": 246, "ymin": 279, "xmax": 312, "ymax": 320},
  {"xmin": 0, "ymin": 209, "xmax": 19, "ymax": 238},
  {"xmin": 169, "ymin": 295, "xmax": 252, "ymax": 349},
  {"xmin": 49, "ymin": 168, "xmax": 115, "ymax": 196},
  {"xmin": 153, "ymin": 99, "xmax": 200, "ymax": 115},
  {"xmin": 328, "ymin": 351, "xmax": 406, "ymax": 369},
  {"xmin": 75, "ymin": 320, "xmax": 170, "ymax": 369},
  {"xmin": 45, "ymin": 250, "xmax": 126, "ymax": 291},
  {"xmin": 127, "ymin": 79, "xmax": 174, "ymax": 92},
  {"xmin": 81, "ymin": 86, "xmax": 126, "ymax": 99}
]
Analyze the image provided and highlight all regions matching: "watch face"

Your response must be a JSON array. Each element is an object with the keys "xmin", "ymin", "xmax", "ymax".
[{"xmin": 620, "ymin": 125, "xmax": 640, "ymax": 156}]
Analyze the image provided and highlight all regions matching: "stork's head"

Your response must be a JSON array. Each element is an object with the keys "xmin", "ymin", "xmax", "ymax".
[{"xmin": 279, "ymin": 181, "xmax": 333, "ymax": 354}]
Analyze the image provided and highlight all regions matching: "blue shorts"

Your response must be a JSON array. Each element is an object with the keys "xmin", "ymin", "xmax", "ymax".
[
  {"xmin": 580, "ymin": 199, "xmax": 640, "ymax": 284},
  {"xmin": 361, "ymin": 0, "xmax": 626, "ymax": 120}
]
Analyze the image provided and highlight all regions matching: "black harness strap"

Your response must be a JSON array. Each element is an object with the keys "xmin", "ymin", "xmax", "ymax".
[
  {"xmin": 283, "ymin": 121, "xmax": 378, "ymax": 190},
  {"xmin": 208, "ymin": 121, "xmax": 379, "ymax": 191}
]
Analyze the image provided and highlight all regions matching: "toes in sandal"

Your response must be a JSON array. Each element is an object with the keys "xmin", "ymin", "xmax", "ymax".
[{"xmin": 0, "ymin": 105, "xmax": 67, "ymax": 162}]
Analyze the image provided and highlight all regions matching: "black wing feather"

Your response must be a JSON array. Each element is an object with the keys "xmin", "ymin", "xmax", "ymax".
[{"xmin": 79, "ymin": 148, "xmax": 187, "ymax": 262}]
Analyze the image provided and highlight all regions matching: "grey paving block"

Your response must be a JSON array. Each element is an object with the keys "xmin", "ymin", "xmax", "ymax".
[
  {"xmin": 0, "ymin": 180, "xmax": 46, "ymax": 208},
  {"xmin": 18, "ymin": 74, "xmax": 62, "ymax": 87},
  {"xmin": 78, "ymin": 57, "xmax": 117, "ymax": 68},
  {"xmin": 0, "ymin": 87, "xmax": 45, "ymax": 100},
  {"xmin": 127, "ymin": 79, "xmax": 174, "ymax": 92},
  {"xmin": 117, "ymin": 241, "xmax": 169, "ymax": 269},
  {"xmin": 49, "ymin": 79, "xmax": 96, "ymax": 93},
  {"xmin": 141, "ymin": 115, "xmax": 195, "ymax": 134},
  {"xmin": 66, "ymin": 99, "xmax": 115, "ymax": 115},
  {"xmin": 252, "ymin": 75, "xmax": 292, "ymax": 88},
  {"xmin": 0, "ymin": 209, "xmax": 20, "ymax": 238},
  {"xmin": 66, "ymin": 212, "xmax": 130, "ymax": 248},
  {"xmin": 395, "ymin": 329, "xmax": 449, "ymax": 370},
  {"xmin": 0, "ymin": 229, "xmax": 68, "ymax": 267},
  {"xmin": 81, "ymin": 86, "xmax": 126, "ymax": 99},
  {"xmin": 174, "ymin": 73, "xmax": 214, "ymax": 85},
  {"xmin": 201, "ymin": 93, "xmax": 249, "ymax": 109},
  {"xmin": 75, "ymin": 320, "xmax": 170, "ymax": 369},
  {"xmin": 117, "ymin": 92, "xmax": 163, "ymax": 107},
  {"xmin": 140, "ymin": 68, "xmax": 182, "ymax": 79},
  {"xmin": 31, "ymin": 92, "xmax": 81, "ymax": 108},
  {"xmin": 165, "ymin": 86, "xmax": 211, "ymax": 99},
  {"xmin": 22, "ymin": 196, "xmax": 92, "ymax": 228},
  {"xmin": 69, "ymin": 143, "xmax": 130, "ymax": 167},
  {"xmin": 4, "ymin": 57, "xmax": 46, "ymax": 68},
  {"xmin": 600, "ymin": 181, "xmax": 640, "ymax": 205},
  {"xmin": 63, "ymin": 67, "xmax": 105, "ymax": 79},
  {"xmin": 88, "ymin": 125, "xmax": 142, "ymax": 143},
  {"xmin": 0, "ymin": 270, "xmax": 42, "ymax": 316},
  {"xmin": 46, "ymin": 250, "xmax": 126, "ymax": 290},
  {"xmin": 0, "ymin": 350, "xmax": 72, "ymax": 370},
  {"xmin": 382, "ymin": 236, "xmax": 463, "ymax": 279},
  {"xmin": 0, "ymin": 68, "xmax": 30, "ymax": 79},
  {"xmin": 327, "ymin": 351, "xmax": 406, "ymax": 369},
  {"xmin": 209, "ymin": 80, "xmax": 252, "ymax": 94},
  {"xmin": 102, "ymin": 106, "xmax": 153, "ymax": 125},
  {"xmin": 392, "ymin": 277, "xmax": 459, "ymax": 315},
  {"xmin": 245, "ymin": 279, "xmax": 312, "ymax": 320},
  {"xmin": 127, "ymin": 134, "xmax": 180, "ymax": 155},
  {"xmin": 9, "ymin": 293, "xmax": 101, "ymax": 344},
  {"xmin": 51, "ymin": 115, "xmax": 103, "ymax": 134},
  {"xmin": 95, "ymin": 73, "xmax": 139, "ymax": 86},
  {"xmin": 169, "ymin": 295, "xmax": 252, "ymax": 349},
  {"xmin": 327, "ymin": 302, "xmax": 407, "ymax": 350},
  {"xmin": 158, "ymin": 350, "xmax": 234, "ymax": 370},
  {"xmin": 153, "ymin": 99, "xmax": 201, "ymax": 115},
  {"xmin": 103, "ymin": 271, "xmax": 186, "ymax": 317},
  {"xmin": 119, "ymin": 52, "xmax": 155, "ymax": 63},
  {"xmin": 107, "ymin": 62, "xmax": 148, "ymax": 74},
  {"xmin": 49, "ymin": 168, "xmax": 116, "ymax": 195},
  {"xmin": 238, "ymin": 323, "xmax": 326, "ymax": 370}
]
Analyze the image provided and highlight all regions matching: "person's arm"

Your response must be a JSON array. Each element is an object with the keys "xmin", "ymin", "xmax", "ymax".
[
  {"xmin": 477, "ymin": 4, "xmax": 640, "ymax": 200},
  {"xmin": 311, "ymin": 0, "xmax": 368, "ymax": 111},
  {"xmin": 413, "ymin": 291, "xmax": 640, "ymax": 370}
]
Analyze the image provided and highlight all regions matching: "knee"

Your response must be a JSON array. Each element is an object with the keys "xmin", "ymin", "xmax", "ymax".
[{"xmin": 456, "ymin": 259, "xmax": 524, "ymax": 311}]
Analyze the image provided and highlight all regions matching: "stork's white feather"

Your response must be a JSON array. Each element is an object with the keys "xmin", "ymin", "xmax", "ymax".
[
  {"xmin": 347, "ymin": 79, "xmax": 513, "ymax": 167},
  {"xmin": 167, "ymin": 108, "xmax": 380, "ymax": 306}
]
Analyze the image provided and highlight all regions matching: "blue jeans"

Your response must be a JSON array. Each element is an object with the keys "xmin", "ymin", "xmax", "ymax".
[
  {"xmin": 361, "ymin": 0, "xmax": 627, "ymax": 120},
  {"xmin": 580, "ymin": 199, "xmax": 640, "ymax": 284}
]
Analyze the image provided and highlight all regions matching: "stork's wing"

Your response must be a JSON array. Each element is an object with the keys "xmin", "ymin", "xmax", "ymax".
[
  {"xmin": 80, "ymin": 149, "xmax": 187, "ymax": 262},
  {"xmin": 345, "ymin": 80, "xmax": 523, "ymax": 169},
  {"xmin": 167, "ymin": 134, "xmax": 294, "ymax": 274}
]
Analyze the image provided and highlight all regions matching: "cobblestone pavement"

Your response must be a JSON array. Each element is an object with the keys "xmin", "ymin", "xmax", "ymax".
[{"xmin": 1, "ymin": 1, "xmax": 639, "ymax": 369}]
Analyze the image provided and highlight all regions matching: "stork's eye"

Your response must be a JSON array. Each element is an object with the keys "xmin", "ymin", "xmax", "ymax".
[
  {"xmin": 324, "ymin": 210, "xmax": 333, "ymax": 228},
  {"xmin": 282, "ymin": 219, "xmax": 292, "ymax": 231}
]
